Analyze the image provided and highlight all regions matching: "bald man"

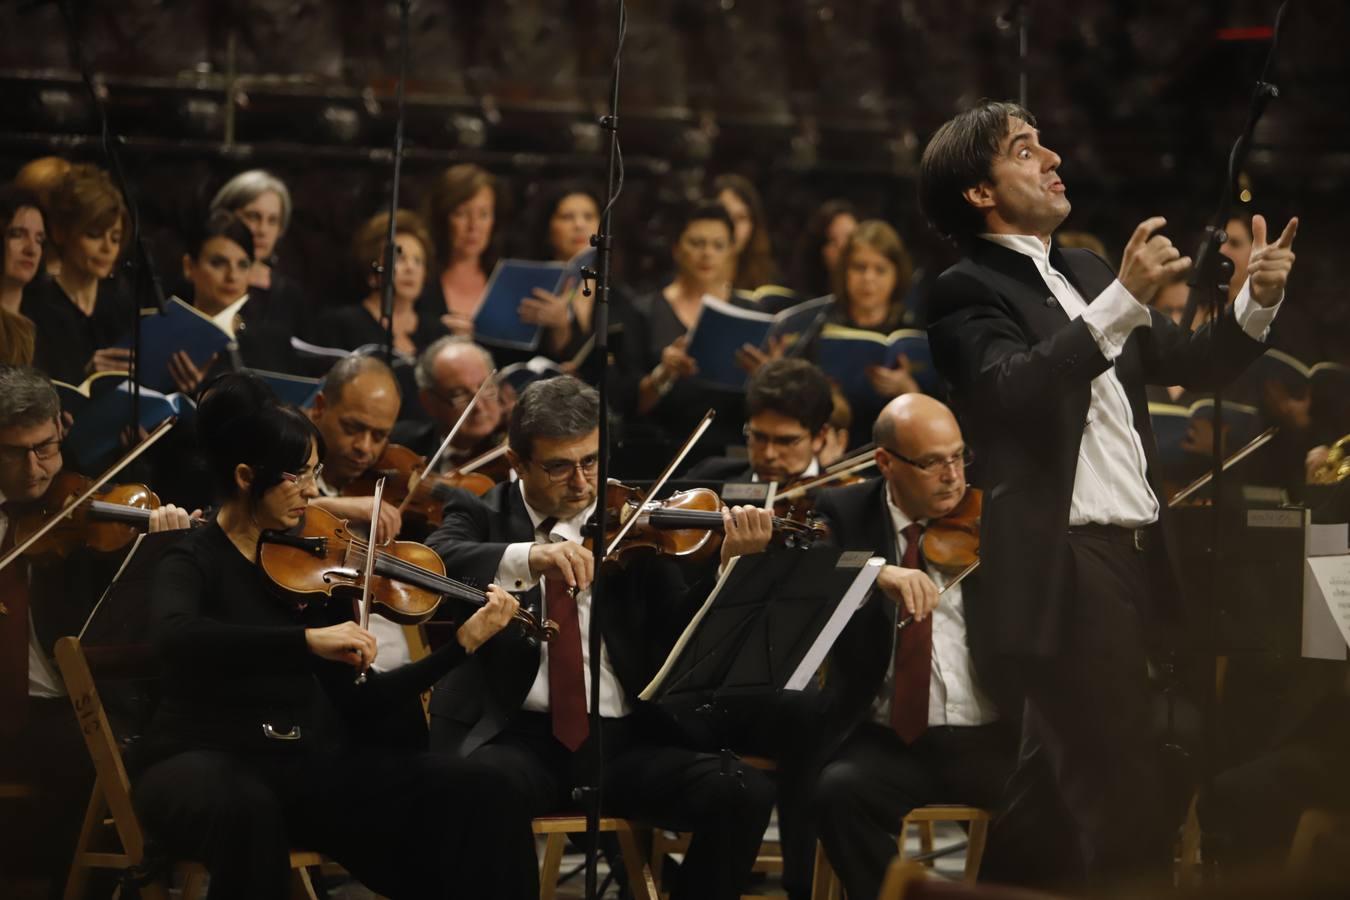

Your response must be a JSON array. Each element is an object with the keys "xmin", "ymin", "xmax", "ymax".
[
  {"xmin": 391, "ymin": 336, "xmax": 505, "ymax": 470},
  {"xmin": 804, "ymin": 394, "xmax": 1016, "ymax": 900}
]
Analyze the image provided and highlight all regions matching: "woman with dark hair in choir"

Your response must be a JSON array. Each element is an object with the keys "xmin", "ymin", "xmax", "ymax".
[
  {"xmin": 520, "ymin": 181, "xmax": 602, "ymax": 361},
  {"xmin": 21, "ymin": 163, "xmax": 135, "ymax": 385},
  {"xmin": 420, "ymin": 163, "xmax": 497, "ymax": 339},
  {"xmin": 312, "ymin": 209, "xmax": 436, "ymax": 357},
  {"xmin": 622, "ymin": 199, "xmax": 743, "ymax": 466},
  {"xmin": 210, "ymin": 170, "xmax": 305, "ymax": 372},
  {"xmin": 713, "ymin": 173, "xmax": 779, "ymax": 292},
  {"xmin": 0, "ymin": 185, "xmax": 45, "ymax": 365},
  {"xmin": 790, "ymin": 198, "xmax": 858, "ymax": 299},
  {"xmin": 132, "ymin": 373, "xmax": 537, "ymax": 900},
  {"xmin": 13, "ymin": 156, "xmax": 69, "ymax": 280}
]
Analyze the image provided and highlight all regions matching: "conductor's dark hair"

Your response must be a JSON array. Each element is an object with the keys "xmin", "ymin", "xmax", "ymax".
[
  {"xmin": 746, "ymin": 359, "xmax": 834, "ymax": 435},
  {"xmin": 187, "ymin": 209, "xmax": 256, "ymax": 262},
  {"xmin": 196, "ymin": 373, "xmax": 325, "ymax": 501},
  {"xmin": 508, "ymin": 375, "xmax": 600, "ymax": 462},
  {"xmin": 918, "ymin": 100, "xmax": 1036, "ymax": 245}
]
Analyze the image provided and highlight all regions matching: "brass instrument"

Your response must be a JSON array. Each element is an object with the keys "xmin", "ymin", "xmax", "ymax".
[{"xmin": 1310, "ymin": 435, "xmax": 1350, "ymax": 484}]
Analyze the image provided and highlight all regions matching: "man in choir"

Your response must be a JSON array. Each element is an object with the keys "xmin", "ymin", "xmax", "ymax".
[
  {"xmin": 426, "ymin": 375, "xmax": 778, "ymax": 900},
  {"xmin": 917, "ymin": 100, "xmax": 1298, "ymax": 885},
  {"xmin": 686, "ymin": 358, "xmax": 834, "ymax": 486},
  {"xmin": 392, "ymin": 335, "xmax": 505, "ymax": 470},
  {"xmin": 0, "ymin": 366, "xmax": 192, "ymax": 894},
  {"xmin": 804, "ymin": 392, "xmax": 1016, "ymax": 900}
]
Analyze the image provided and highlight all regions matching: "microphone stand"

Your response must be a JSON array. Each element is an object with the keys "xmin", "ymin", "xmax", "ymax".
[
  {"xmin": 378, "ymin": 0, "xmax": 411, "ymax": 364},
  {"xmin": 579, "ymin": 3, "xmax": 627, "ymax": 898},
  {"xmin": 1177, "ymin": 2, "xmax": 1289, "ymax": 880},
  {"xmin": 58, "ymin": 0, "xmax": 167, "ymax": 434}
]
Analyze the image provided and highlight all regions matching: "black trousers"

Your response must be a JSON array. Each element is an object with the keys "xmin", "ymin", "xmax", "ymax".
[
  {"xmin": 810, "ymin": 721, "xmax": 1015, "ymax": 900},
  {"xmin": 133, "ymin": 746, "xmax": 538, "ymax": 900},
  {"xmin": 458, "ymin": 711, "xmax": 776, "ymax": 900},
  {"xmin": 0, "ymin": 697, "xmax": 92, "ymax": 899},
  {"xmin": 1002, "ymin": 531, "xmax": 1175, "ymax": 888}
]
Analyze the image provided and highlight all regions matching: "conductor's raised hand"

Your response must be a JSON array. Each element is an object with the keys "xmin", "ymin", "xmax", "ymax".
[
  {"xmin": 719, "ymin": 505, "xmax": 774, "ymax": 566},
  {"xmin": 875, "ymin": 563, "xmax": 940, "ymax": 622},
  {"xmin": 305, "ymin": 621, "xmax": 378, "ymax": 670},
  {"xmin": 1118, "ymin": 217, "xmax": 1191, "ymax": 306},
  {"xmin": 1246, "ymin": 214, "xmax": 1298, "ymax": 308},
  {"xmin": 456, "ymin": 584, "xmax": 521, "ymax": 653},
  {"xmin": 528, "ymin": 539, "xmax": 594, "ymax": 591}
]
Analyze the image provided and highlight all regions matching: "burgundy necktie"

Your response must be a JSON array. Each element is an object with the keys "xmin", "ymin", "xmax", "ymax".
[
  {"xmin": 537, "ymin": 517, "xmax": 589, "ymax": 751},
  {"xmin": 890, "ymin": 522, "xmax": 932, "ymax": 744}
]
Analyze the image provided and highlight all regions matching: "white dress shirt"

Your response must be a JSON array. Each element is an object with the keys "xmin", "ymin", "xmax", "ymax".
[
  {"xmin": 751, "ymin": 458, "xmax": 821, "ymax": 484},
  {"xmin": 497, "ymin": 482, "xmax": 631, "ymax": 719},
  {"xmin": 870, "ymin": 489, "xmax": 999, "ymax": 729},
  {"xmin": 0, "ymin": 496, "xmax": 65, "ymax": 699},
  {"xmin": 979, "ymin": 234, "xmax": 1280, "ymax": 527},
  {"xmin": 315, "ymin": 475, "xmax": 412, "ymax": 672}
]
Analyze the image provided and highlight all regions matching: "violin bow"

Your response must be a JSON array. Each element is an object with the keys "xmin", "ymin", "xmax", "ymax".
[
  {"xmin": 1167, "ymin": 426, "xmax": 1278, "ymax": 507},
  {"xmin": 775, "ymin": 451, "xmax": 878, "ymax": 503},
  {"xmin": 0, "ymin": 418, "xmax": 177, "ymax": 573},
  {"xmin": 400, "ymin": 369, "xmax": 499, "ymax": 514},
  {"xmin": 604, "ymin": 409, "xmax": 716, "ymax": 558},
  {"xmin": 354, "ymin": 476, "xmax": 385, "ymax": 685},
  {"xmin": 455, "ymin": 441, "xmax": 510, "ymax": 476}
]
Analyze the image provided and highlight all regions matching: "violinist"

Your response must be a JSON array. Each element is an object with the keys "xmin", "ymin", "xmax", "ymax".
[
  {"xmin": 0, "ymin": 366, "xmax": 192, "ymax": 895},
  {"xmin": 685, "ymin": 358, "xmax": 834, "ymax": 486},
  {"xmin": 391, "ymin": 335, "xmax": 505, "ymax": 472},
  {"xmin": 426, "ymin": 375, "xmax": 777, "ymax": 900},
  {"xmin": 132, "ymin": 373, "xmax": 537, "ymax": 900},
  {"xmin": 803, "ymin": 393, "xmax": 1015, "ymax": 900}
]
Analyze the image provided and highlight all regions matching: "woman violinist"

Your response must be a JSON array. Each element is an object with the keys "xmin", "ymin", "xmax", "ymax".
[{"xmin": 132, "ymin": 373, "xmax": 538, "ymax": 900}]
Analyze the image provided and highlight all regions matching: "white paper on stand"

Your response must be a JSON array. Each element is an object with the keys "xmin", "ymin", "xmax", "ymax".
[{"xmin": 1304, "ymin": 555, "xmax": 1350, "ymax": 660}]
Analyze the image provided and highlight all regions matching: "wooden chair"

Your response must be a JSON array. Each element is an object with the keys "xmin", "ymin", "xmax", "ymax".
[
  {"xmin": 532, "ymin": 814, "xmax": 658, "ymax": 900},
  {"xmin": 54, "ymin": 636, "xmax": 323, "ymax": 900},
  {"xmin": 812, "ymin": 805, "xmax": 992, "ymax": 899},
  {"xmin": 877, "ymin": 858, "xmax": 1065, "ymax": 900}
]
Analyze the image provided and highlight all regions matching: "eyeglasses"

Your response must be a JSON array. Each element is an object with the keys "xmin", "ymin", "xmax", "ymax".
[
  {"xmin": 0, "ymin": 436, "xmax": 61, "ymax": 465},
  {"xmin": 743, "ymin": 424, "xmax": 810, "ymax": 450},
  {"xmin": 279, "ymin": 463, "xmax": 324, "ymax": 489},
  {"xmin": 531, "ymin": 454, "xmax": 599, "ymax": 484},
  {"xmin": 430, "ymin": 383, "xmax": 500, "ymax": 408},
  {"xmin": 880, "ymin": 446, "xmax": 973, "ymax": 475}
]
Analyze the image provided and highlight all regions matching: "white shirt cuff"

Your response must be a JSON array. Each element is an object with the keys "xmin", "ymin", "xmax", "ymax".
[
  {"xmin": 1232, "ymin": 278, "xmax": 1281, "ymax": 342},
  {"xmin": 496, "ymin": 542, "xmax": 538, "ymax": 592},
  {"xmin": 1082, "ymin": 279, "xmax": 1152, "ymax": 361}
]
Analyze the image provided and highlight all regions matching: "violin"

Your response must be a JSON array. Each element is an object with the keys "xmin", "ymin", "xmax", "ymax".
[
  {"xmin": 10, "ymin": 470, "xmax": 186, "ymax": 560},
  {"xmin": 771, "ymin": 448, "xmax": 878, "ymax": 520},
  {"xmin": 918, "ymin": 487, "xmax": 981, "ymax": 576},
  {"xmin": 256, "ymin": 504, "xmax": 557, "ymax": 644},
  {"xmin": 587, "ymin": 481, "xmax": 827, "ymax": 566},
  {"xmin": 344, "ymin": 443, "xmax": 497, "ymax": 526}
]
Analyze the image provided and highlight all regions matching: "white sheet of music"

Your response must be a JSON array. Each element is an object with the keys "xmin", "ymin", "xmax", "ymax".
[{"xmin": 1304, "ymin": 523, "xmax": 1350, "ymax": 661}]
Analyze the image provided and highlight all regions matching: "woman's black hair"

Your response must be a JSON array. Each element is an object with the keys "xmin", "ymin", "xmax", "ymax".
[
  {"xmin": 187, "ymin": 209, "xmax": 256, "ymax": 262},
  {"xmin": 0, "ymin": 184, "xmax": 46, "ymax": 273},
  {"xmin": 195, "ymin": 372, "xmax": 325, "ymax": 501},
  {"xmin": 526, "ymin": 180, "xmax": 602, "ymax": 261},
  {"xmin": 676, "ymin": 198, "xmax": 735, "ymax": 244}
]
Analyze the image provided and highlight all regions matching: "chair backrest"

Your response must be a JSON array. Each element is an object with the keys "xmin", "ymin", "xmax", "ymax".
[{"xmin": 54, "ymin": 636, "xmax": 152, "ymax": 866}]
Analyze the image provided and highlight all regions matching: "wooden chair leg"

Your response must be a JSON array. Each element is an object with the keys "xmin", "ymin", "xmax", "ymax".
[
  {"xmin": 289, "ymin": 864, "xmax": 319, "ymax": 900},
  {"xmin": 615, "ymin": 823, "xmax": 658, "ymax": 900},
  {"xmin": 539, "ymin": 832, "xmax": 566, "ymax": 900},
  {"xmin": 964, "ymin": 814, "xmax": 989, "ymax": 883},
  {"xmin": 63, "ymin": 786, "xmax": 104, "ymax": 900},
  {"xmin": 811, "ymin": 840, "xmax": 840, "ymax": 900},
  {"xmin": 918, "ymin": 819, "xmax": 935, "ymax": 864}
]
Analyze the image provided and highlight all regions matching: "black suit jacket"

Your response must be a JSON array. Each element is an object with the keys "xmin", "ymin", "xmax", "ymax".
[
  {"xmin": 811, "ymin": 477, "xmax": 1002, "ymax": 735},
  {"xmin": 425, "ymin": 482, "xmax": 705, "ymax": 756},
  {"xmin": 926, "ymin": 240, "xmax": 1267, "ymax": 657}
]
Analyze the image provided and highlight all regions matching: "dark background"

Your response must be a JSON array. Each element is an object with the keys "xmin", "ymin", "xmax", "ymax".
[{"xmin": 2, "ymin": 0, "xmax": 1346, "ymax": 360}]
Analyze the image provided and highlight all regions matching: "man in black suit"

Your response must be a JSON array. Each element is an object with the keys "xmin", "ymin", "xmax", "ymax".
[
  {"xmin": 804, "ymin": 393, "xmax": 1016, "ymax": 900},
  {"xmin": 426, "ymin": 375, "xmax": 778, "ymax": 900},
  {"xmin": 686, "ymin": 358, "xmax": 836, "ymax": 485},
  {"xmin": 916, "ymin": 100, "xmax": 1299, "ymax": 884}
]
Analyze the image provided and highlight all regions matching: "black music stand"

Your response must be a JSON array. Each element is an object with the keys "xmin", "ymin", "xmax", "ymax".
[
  {"xmin": 641, "ymin": 546, "xmax": 883, "ymax": 746},
  {"xmin": 80, "ymin": 531, "xmax": 185, "ymax": 648}
]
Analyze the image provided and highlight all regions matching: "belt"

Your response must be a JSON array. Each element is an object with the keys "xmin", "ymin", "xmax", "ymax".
[{"xmin": 1066, "ymin": 522, "xmax": 1155, "ymax": 552}]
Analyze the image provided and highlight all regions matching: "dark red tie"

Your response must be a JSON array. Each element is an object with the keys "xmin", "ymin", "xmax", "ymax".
[
  {"xmin": 0, "ymin": 527, "xmax": 31, "ymax": 735},
  {"xmin": 545, "ymin": 576, "xmax": 589, "ymax": 750},
  {"xmin": 890, "ymin": 522, "xmax": 931, "ymax": 744}
]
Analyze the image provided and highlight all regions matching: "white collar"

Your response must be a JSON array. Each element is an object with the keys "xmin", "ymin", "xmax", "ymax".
[
  {"xmin": 882, "ymin": 484, "xmax": 925, "ymax": 537},
  {"xmin": 750, "ymin": 456, "xmax": 821, "ymax": 485},
  {"xmin": 979, "ymin": 232, "xmax": 1052, "ymax": 261},
  {"xmin": 517, "ymin": 480, "xmax": 596, "ymax": 544}
]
